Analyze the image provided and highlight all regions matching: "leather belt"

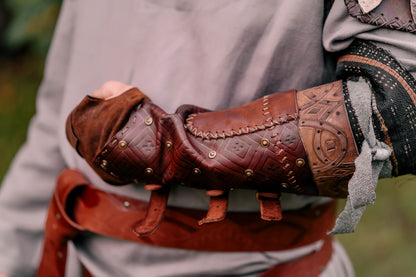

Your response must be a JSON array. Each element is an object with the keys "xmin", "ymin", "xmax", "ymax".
[{"xmin": 36, "ymin": 169, "xmax": 336, "ymax": 277}]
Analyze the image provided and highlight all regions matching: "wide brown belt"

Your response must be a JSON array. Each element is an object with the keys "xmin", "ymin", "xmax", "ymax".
[{"xmin": 36, "ymin": 169, "xmax": 336, "ymax": 277}]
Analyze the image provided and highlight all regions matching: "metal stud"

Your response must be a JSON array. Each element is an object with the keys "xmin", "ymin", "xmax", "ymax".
[
  {"xmin": 295, "ymin": 158, "xmax": 306, "ymax": 167},
  {"xmin": 208, "ymin": 150, "xmax": 217, "ymax": 159},
  {"xmin": 193, "ymin": 168, "xmax": 202, "ymax": 175},
  {"xmin": 123, "ymin": 201, "xmax": 131, "ymax": 208},
  {"xmin": 57, "ymin": 251, "xmax": 64, "ymax": 259},
  {"xmin": 244, "ymin": 169, "xmax": 254, "ymax": 177},
  {"xmin": 56, "ymin": 213, "xmax": 61, "ymax": 221},
  {"xmin": 118, "ymin": 140, "xmax": 128, "ymax": 150},
  {"xmin": 101, "ymin": 160, "xmax": 108, "ymax": 167},
  {"xmin": 260, "ymin": 138, "xmax": 270, "ymax": 148},
  {"xmin": 144, "ymin": 168, "xmax": 154, "ymax": 175},
  {"xmin": 165, "ymin": 141, "xmax": 173, "ymax": 150},
  {"xmin": 145, "ymin": 117, "xmax": 153, "ymax": 126}
]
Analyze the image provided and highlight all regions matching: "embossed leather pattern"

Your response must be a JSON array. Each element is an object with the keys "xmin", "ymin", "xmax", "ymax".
[
  {"xmin": 345, "ymin": 0, "xmax": 416, "ymax": 33},
  {"xmin": 94, "ymin": 90, "xmax": 319, "ymax": 196},
  {"xmin": 67, "ymin": 82, "xmax": 359, "ymax": 229},
  {"xmin": 297, "ymin": 81, "xmax": 359, "ymax": 198}
]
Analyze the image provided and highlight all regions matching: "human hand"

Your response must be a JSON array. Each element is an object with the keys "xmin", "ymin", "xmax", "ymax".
[
  {"xmin": 92, "ymin": 80, "xmax": 133, "ymax": 100},
  {"xmin": 0, "ymin": 273, "xmax": 10, "ymax": 277}
]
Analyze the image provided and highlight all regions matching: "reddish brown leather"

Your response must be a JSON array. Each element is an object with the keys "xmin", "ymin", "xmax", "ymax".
[
  {"xmin": 92, "ymin": 90, "xmax": 318, "ymax": 196},
  {"xmin": 345, "ymin": 0, "xmax": 416, "ymax": 33},
  {"xmin": 37, "ymin": 169, "xmax": 336, "ymax": 277},
  {"xmin": 297, "ymin": 81, "xmax": 359, "ymax": 198},
  {"xmin": 37, "ymin": 170, "xmax": 335, "ymax": 276},
  {"xmin": 36, "ymin": 170, "xmax": 87, "ymax": 277},
  {"xmin": 132, "ymin": 186, "xmax": 170, "ymax": 236},
  {"xmin": 198, "ymin": 192, "xmax": 229, "ymax": 224},
  {"xmin": 186, "ymin": 89, "xmax": 297, "ymax": 139},
  {"xmin": 259, "ymin": 236, "xmax": 333, "ymax": 277},
  {"xmin": 66, "ymin": 82, "xmax": 359, "ymax": 229},
  {"xmin": 66, "ymin": 88, "xmax": 149, "ymax": 185},
  {"xmin": 257, "ymin": 192, "xmax": 283, "ymax": 221}
]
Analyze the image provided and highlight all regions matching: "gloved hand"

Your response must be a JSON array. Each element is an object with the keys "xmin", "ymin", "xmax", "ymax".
[
  {"xmin": 66, "ymin": 79, "xmax": 359, "ymax": 234},
  {"xmin": 67, "ymin": 40, "xmax": 416, "ymax": 235}
]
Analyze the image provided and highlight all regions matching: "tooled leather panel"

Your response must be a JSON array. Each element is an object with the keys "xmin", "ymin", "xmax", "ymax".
[
  {"xmin": 173, "ymin": 122, "xmax": 318, "ymax": 195},
  {"xmin": 173, "ymin": 91, "xmax": 318, "ymax": 195},
  {"xmin": 93, "ymin": 101, "xmax": 167, "ymax": 185},
  {"xmin": 345, "ymin": 0, "xmax": 416, "ymax": 33},
  {"xmin": 297, "ymin": 81, "xmax": 358, "ymax": 198},
  {"xmin": 186, "ymin": 89, "xmax": 298, "ymax": 140},
  {"xmin": 93, "ymin": 90, "xmax": 318, "ymax": 196}
]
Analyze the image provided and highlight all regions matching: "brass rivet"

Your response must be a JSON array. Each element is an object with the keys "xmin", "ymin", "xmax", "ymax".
[
  {"xmin": 193, "ymin": 168, "xmax": 202, "ymax": 175},
  {"xmin": 56, "ymin": 213, "xmax": 61, "ymax": 221},
  {"xmin": 208, "ymin": 150, "xmax": 217, "ymax": 159},
  {"xmin": 123, "ymin": 201, "xmax": 131, "ymax": 208},
  {"xmin": 295, "ymin": 158, "xmax": 306, "ymax": 167},
  {"xmin": 145, "ymin": 117, "xmax": 153, "ymax": 126},
  {"xmin": 144, "ymin": 168, "xmax": 154, "ymax": 175},
  {"xmin": 118, "ymin": 140, "xmax": 128, "ymax": 150},
  {"xmin": 244, "ymin": 169, "xmax": 254, "ymax": 177},
  {"xmin": 165, "ymin": 141, "xmax": 173, "ymax": 150},
  {"xmin": 260, "ymin": 138, "xmax": 270, "ymax": 148},
  {"xmin": 101, "ymin": 160, "xmax": 108, "ymax": 167},
  {"xmin": 281, "ymin": 183, "xmax": 289, "ymax": 188},
  {"xmin": 57, "ymin": 251, "xmax": 64, "ymax": 259}
]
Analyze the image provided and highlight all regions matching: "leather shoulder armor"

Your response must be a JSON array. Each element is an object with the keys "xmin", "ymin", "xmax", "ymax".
[{"xmin": 345, "ymin": 0, "xmax": 416, "ymax": 33}]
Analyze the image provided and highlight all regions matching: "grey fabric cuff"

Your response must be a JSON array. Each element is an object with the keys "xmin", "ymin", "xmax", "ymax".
[{"xmin": 330, "ymin": 77, "xmax": 392, "ymax": 234}]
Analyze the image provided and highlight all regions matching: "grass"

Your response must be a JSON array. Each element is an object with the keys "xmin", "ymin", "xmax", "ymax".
[{"xmin": 1, "ymin": 49, "xmax": 416, "ymax": 277}]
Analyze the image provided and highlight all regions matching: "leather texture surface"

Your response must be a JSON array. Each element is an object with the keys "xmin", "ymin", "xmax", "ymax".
[
  {"xmin": 66, "ymin": 81, "xmax": 359, "ymax": 228},
  {"xmin": 345, "ymin": 0, "xmax": 416, "ymax": 33},
  {"xmin": 91, "ymin": 90, "xmax": 319, "ymax": 196},
  {"xmin": 297, "ymin": 81, "xmax": 359, "ymax": 198},
  {"xmin": 37, "ymin": 169, "xmax": 336, "ymax": 277},
  {"xmin": 66, "ymin": 88, "xmax": 148, "ymax": 184}
]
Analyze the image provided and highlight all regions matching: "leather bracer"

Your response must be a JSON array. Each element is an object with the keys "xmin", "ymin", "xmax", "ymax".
[{"xmin": 66, "ymin": 80, "xmax": 358, "ymax": 233}]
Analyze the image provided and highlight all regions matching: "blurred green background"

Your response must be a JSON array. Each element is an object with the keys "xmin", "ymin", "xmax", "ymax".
[{"xmin": 0, "ymin": 1, "xmax": 416, "ymax": 276}]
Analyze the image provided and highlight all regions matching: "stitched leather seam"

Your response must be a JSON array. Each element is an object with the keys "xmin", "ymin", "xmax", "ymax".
[
  {"xmin": 185, "ymin": 112, "xmax": 298, "ymax": 140},
  {"xmin": 345, "ymin": 0, "xmax": 416, "ymax": 33}
]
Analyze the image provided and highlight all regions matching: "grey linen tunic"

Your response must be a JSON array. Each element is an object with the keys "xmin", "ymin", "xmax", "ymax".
[{"xmin": 1, "ymin": 0, "xmax": 416, "ymax": 276}]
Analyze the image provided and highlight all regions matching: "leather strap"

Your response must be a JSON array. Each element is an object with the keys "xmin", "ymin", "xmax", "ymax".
[
  {"xmin": 258, "ymin": 236, "xmax": 333, "ymax": 277},
  {"xmin": 37, "ymin": 169, "xmax": 336, "ymax": 277}
]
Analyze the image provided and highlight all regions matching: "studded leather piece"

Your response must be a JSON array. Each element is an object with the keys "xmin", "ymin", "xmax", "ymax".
[
  {"xmin": 66, "ymin": 82, "xmax": 358, "ymax": 232},
  {"xmin": 66, "ymin": 88, "xmax": 149, "ymax": 184},
  {"xmin": 91, "ymin": 89, "xmax": 318, "ymax": 196}
]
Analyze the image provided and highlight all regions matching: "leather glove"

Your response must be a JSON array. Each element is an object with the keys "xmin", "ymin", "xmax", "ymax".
[
  {"xmin": 66, "ymin": 80, "xmax": 358, "ymax": 234},
  {"xmin": 67, "ymin": 40, "xmax": 416, "ymax": 235}
]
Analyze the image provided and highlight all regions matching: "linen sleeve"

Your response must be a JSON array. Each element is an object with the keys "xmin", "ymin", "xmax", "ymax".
[
  {"xmin": 321, "ymin": 0, "xmax": 416, "ymax": 234},
  {"xmin": 0, "ymin": 0, "xmax": 77, "ymax": 275}
]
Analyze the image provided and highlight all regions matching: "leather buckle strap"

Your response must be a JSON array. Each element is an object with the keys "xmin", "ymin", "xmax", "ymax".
[
  {"xmin": 259, "ymin": 236, "xmax": 333, "ymax": 277},
  {"xmin": 37, "ymin": 169, "xmax": 336, "ymax": 277}
]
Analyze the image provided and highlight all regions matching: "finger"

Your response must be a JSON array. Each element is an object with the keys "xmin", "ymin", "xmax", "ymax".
[{"xmin": 92, "ymin": 80, "xmax": 133, "ymax": 99}]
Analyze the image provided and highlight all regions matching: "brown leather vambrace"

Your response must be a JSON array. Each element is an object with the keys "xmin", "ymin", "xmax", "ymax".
[{"xmin": 66, "ymin": 80, "xmax": 358, "ymax": 234}]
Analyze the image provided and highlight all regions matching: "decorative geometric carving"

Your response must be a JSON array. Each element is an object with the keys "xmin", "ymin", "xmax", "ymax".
[{"xmin": 297, "ymin": 81, "xmax": 358, "ymax": 198}]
